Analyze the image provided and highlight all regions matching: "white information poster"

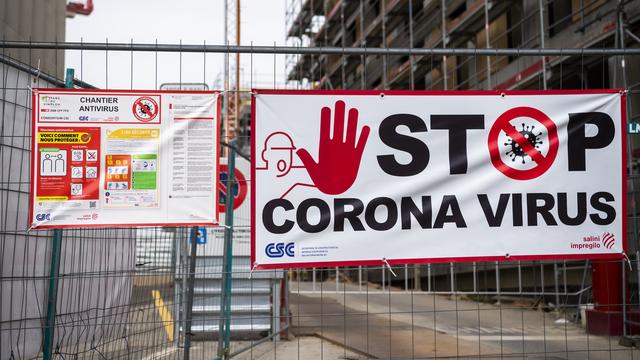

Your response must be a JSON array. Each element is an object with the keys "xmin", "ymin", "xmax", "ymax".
[
  {"xmin": 30, "ymin": 89, "xmax": 220, "ymax": 228},
  {"xmin": 252, "ymin": 90, "xmax": 625, "ymax": 269}
]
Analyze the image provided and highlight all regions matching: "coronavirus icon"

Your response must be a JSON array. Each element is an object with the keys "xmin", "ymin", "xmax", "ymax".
[
  {"xmin": 132, "ymin": 97, "xmax": 159, "ymax": 122},
  {"xmin": 504, "ymin": 123, "xmax": 544, "ymax": 164}
]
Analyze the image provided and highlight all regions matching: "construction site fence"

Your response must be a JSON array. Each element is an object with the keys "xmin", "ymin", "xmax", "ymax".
[{"xmin": 1, "ymin": 39, "xmax": 640, "ymax": 360}]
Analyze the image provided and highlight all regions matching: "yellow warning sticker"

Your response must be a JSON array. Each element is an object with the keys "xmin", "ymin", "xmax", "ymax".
[
  {"xmin": 38, "ymin": 132, "xmax": 92, "ymax": 144},
  {"xmin": 106, "ymin": 128, "xmax": 160, "ymax": 139},
  {"xmin": 36, "ymin": 196, "xmax": 69, "ymax": 201}
]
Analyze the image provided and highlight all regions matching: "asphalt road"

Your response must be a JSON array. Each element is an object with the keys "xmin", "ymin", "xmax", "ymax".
[{"xmin": 290, "ymin": 280, "xmax": 640, "ymax": 359}]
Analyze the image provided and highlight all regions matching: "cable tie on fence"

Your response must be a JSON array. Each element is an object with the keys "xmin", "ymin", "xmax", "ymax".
[
  {"xmin": 382, "ymin": 258, "xmax": 396, "ymax": 277},
  {"xmin": 27, "ymin": 59, "xmax": 42, "ymax": 92},
  {"xmin": 623, "ymin": 252, "xmax": 633, "ymax": 271},
  {"xmin": 248, "ymin": 262, "xmax": 258, "ymax": 279},
  {"xmin": 35, "ymin": 58, "xmax": 41, "ymax": 84}
]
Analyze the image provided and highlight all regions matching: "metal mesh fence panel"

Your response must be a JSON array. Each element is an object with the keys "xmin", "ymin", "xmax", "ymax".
[{"xmin": 2, "ymin": 2, "xmax": 640, "ymax": 357}]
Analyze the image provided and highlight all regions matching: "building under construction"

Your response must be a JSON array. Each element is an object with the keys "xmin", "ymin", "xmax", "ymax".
[
  {"xmin": 283, "ymin": 0, "xmax": 640, "ymax": 295},
  {"xmin": 285, "ymin": 0, "xmax": 640, "ymax": 92}
]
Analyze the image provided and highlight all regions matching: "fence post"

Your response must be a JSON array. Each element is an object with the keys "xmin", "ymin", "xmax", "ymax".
[
  {"xmin": 217, "ymin": 140, "xmax": 236, "ymax": 360},
  {"xmin": 538, "ymin": 0, "xmax": 548, "ymax": 90},
  {"xmin": 42, "ymin": 229, "xmax": 62, "ymax": 360},
  {"xmin": 183, "ymin": 226, "xmax": 199, "ymax": 360},
  {"xmin": 42, "ymin": 68, "xmax": 73, "ymax": 360}
]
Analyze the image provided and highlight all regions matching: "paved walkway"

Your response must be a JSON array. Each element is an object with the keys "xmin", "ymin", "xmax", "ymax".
[{"xmin": 290, "ymin": 280, "xmax": 640, "ymax": 359}]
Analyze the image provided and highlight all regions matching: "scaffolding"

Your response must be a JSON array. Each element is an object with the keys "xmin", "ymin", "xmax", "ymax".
[
  {"xmin": 281, "ymin": 0, "xmax": 640, "ymax": 302},
  {"xmin": 284, "ymin": 0, "xmax": 640, "ymax": 92}
]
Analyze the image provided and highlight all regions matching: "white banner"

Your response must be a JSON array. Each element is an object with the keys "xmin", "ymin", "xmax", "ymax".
[
  {"xmin": 30, "ymin": 89, "xmax": 220, "ymax": 228},
  {"xmin": 251, "ymin": 90, "xmax": 626, "ymax": 268}
]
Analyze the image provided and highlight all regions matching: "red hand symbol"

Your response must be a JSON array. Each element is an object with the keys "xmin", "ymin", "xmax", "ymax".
[{"xmin": 296, "ymin": 100, "xmax": 371, "ymax": 195}]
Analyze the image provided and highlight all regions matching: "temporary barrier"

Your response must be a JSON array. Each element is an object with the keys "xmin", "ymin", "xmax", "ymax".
[{"xmin": 2, "ymin": 22, "xmax": 640, "ymax": 359}]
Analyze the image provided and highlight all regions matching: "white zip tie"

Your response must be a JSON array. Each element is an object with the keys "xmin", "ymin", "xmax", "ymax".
[
  {"xmin": 382, "ymin": 258, "xmax": 396, "ymax": 277},
  {"xmin": 216, "ymin": 89, "xmax": 256, "ymax": 95},
  {"xmin": 248, "ymin": 262, "xmax": 258, "ymax": 279},
  {"xmin": 623, "ymin": 253, "xmax": 633, "ymax": 271},
  {"xmin": 27, "ymin": 59, "xmax": 42, "ymax": 92},
  {"xmin": 36, "ymin": 59, "xmax": 41, "ymax": 82}
]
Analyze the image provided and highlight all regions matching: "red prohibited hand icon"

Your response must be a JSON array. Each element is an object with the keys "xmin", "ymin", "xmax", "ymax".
[{"xmin": 296, "ymin": 100, "xmax": 371, "ymax": 195}]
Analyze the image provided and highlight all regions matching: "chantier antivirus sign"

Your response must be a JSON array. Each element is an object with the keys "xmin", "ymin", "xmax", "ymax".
[
  {"xmin": 30, "ymin": 89, "xmax": 220, "ymax": 228},
  {"xmin": 251, "ymin": 90, "xmax": 626, "ymax": 269}
]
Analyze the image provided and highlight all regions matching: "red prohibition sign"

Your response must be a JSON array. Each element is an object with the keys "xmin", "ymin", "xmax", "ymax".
[
  {"xmin": 218, "ymin": 165, "xmax": 248, "ymax": 212},
  {"xmin": 487, "ymin": 106, "xmax": 559, "ymax": 180},
  {"xmin": 132, "ymin": 97, "xmax": 159, "ymax": 122}
]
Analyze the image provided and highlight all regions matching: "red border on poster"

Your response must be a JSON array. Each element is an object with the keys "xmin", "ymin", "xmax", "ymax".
[
  {"xmin": 30, "ymin": 89, "xmax": 221, "ymax": 229},
  {"xmin": 250, "ymin": 89, "xmax": 627, "ymax": 269},
  {"xmin": 37, "ymin": 90, "xmax": 165, "ymax": 124}
]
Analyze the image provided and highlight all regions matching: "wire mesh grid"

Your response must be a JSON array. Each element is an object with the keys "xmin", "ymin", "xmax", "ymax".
[{"xmin": 2, "ymin": 1, "xmax": 640, "ymax": 359}]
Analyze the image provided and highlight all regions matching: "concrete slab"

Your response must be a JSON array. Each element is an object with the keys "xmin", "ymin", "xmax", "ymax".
[{"xmin": 290, "ymin": 280, "xmax": 640, "ymax": 359}]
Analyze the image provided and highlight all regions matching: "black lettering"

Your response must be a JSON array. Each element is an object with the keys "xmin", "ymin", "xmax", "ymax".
[
  {"xmin": 557, "ymin": 192, "xmax": 587, "ymax": 226},
  {"xmin": 590, "ymin": 192, "xmax": 616, "ymax": 225},
  {"xmin": 334, "ymin": 198, "xmax": 365, "ymax": 231},
  {"xmin": 512, "ymin": 193, "xmax": 523, "ymax": 226},
  {"xmin": 526, "ymin": 193, "xmax": 558, "ymax": 226},
  {"xmin": 400, "ymin": 196, "xmax": 432, "ymax": 229},
  {"xmin": 430, "ymin": 115, "xmax": 484, "ymax": 174},
  {"xmin": 568, "ymin": 112, "xmax": 615, "ymax": 171},
  {"xmin": 365, "ymin": 197, "xmax": 398, "ymax": 231},
  {"xmin": 377, "ymin": 114, "xmax": 429, "ymax": 176},
  {"xmin": 433, "ymin": 195, "xmax": 466, "ymax": 228},
  {"xmin": 262, "ymin": 198, "xmax": 294, "ymax": 234},
  {"xmin": 478, "ymin": 194, "xmax": 509, "ymax": 227},
  {"xmin": 297, "ymin": 198, "xmax": 331, "ymax": 233}
]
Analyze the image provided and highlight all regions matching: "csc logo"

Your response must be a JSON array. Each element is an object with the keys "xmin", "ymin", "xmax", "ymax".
[
  {"xmin": 79, "ymin": 116, "xmax": 89, "ymax": 121},
  {"xmin": 35, "ymin": 213, "xmax": 51, "ymax": 221},
  {"xmin": 265, "ymin": 242, "xmax": 294, "ymax": 258}
]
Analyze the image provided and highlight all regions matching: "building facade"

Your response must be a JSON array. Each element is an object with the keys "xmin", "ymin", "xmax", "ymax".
[
  {"xmin": 2, "ymin": 0, "xmax": 67, "ymax": 78},
  {"xmin": 283, "ymin": 0, "xmax": 640, "ymax": 294},
  {"xmin": 285, "ymin": 0, "xmax": 640, "ymax": 92}
]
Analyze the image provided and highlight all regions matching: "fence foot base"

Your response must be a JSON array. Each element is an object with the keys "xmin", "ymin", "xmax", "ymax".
[
  {"xmin": 587, "ymin": 309, "xmax": 640, "ymax": 336},
  {"xmin": 619, "ymin": 336, "xmax": 635, "ymax": 347}
]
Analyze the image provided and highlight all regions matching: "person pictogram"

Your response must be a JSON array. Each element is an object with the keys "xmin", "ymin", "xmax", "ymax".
[
  {"xmin": 42, "ymin": 153, "xmax": 53, "ymax": 173},
  {"xmin": 54, "ymin": 154, "xmax": 65, "ymax": 173},
  {"xmin": 256, "ymin": 132, "xmax": 302, "ymax": 177},
  {"xmin": 256, "ymin": 100, "xmax": 371, "ymax": 198}
]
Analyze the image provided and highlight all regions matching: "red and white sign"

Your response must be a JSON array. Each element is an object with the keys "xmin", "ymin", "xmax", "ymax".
[
  {"xmin": 251, "ymin": 90, "xmax": 626, "ymax": 269},
  {"xmin": 198, "ymin": 156, "xmax": 252, "ymax": 258},
  {"xmin": 31, "ymin": 89, "xmax": 221, "ymax": 228},
  {"xmin": 218, "ymin": 164, "xmax": 248, "ymax": 212},
  {"xmin": 38, "ymin": 91, "xmax": 162, "ymax": 124},
  {"xmin": 132, "ymin": 96, "xmax": 159, "ymax": 122}
]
